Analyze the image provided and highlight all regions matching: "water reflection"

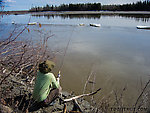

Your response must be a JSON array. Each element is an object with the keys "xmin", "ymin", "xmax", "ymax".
[
  {"xmin": 32, "ymin": 13, "xmax": 150, "ymax": 22},
  {"xmin": 32, "ymin": 14, "xmax": 101, "ymax": 19},
  {"xmin": 118, "ymin": 14, "xmax": 150, "ymax": 22}
]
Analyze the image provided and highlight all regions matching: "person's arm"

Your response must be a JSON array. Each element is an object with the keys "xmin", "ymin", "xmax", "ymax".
[
  {"xmin": 56, "ymin": 77, "xmax": 60, "ymax": 84},
  {"xmin": 50, "ymin": 73, "xmax": 60, "ymax": 88}
]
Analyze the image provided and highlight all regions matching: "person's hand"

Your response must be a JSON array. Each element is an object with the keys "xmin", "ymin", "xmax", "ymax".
[
  {"xmin": 58, "ymin": 74, "xmax": 61, "ymax": 78},
  {"xmin": 58, "ymin": 71, "xmax": 61, "ymax": 78}
]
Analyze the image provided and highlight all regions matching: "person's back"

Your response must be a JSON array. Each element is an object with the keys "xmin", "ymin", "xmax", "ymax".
[{"xmin": 32, "ymin": 71, "xmax": 59, "ymax": 102}]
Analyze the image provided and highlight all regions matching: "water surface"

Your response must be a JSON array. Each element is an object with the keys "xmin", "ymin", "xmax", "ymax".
[{"xmin": 0, "ymin": 14, "xmax": 150, "ymax": 105}]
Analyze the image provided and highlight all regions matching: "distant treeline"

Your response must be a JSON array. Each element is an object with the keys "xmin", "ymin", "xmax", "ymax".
[
  {"xmin": 102, "ymin": 0, "xmax": 150, "ymax": 11},
  {"xmin": 29, "ymin": 0, "xmax": 150, "ymax": 12},
  {"xmin": 30, "ymin": 3, "xmax": 101, "ymax": 12}
]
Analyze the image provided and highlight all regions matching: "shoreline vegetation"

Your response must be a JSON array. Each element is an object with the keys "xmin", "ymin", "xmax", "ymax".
[
  {"xmin": 0, "ymin": 0, "xmax": 150, "ymax": 15},
  {"xmin": 0, "ymin": 11, "xmax": 150, "ymax": 15},
  {"xmin": 28, "ymin": 1, "xmax": 150, "ymax": 12}
]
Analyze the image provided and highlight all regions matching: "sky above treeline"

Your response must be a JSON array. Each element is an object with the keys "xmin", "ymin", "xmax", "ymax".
[{"xmin": 2, "ymin": 0, "xmax": 143, "ymax": 11}]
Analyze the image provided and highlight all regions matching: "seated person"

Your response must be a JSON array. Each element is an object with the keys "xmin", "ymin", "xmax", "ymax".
[{"xmin": 32, "ymin": 60, "xmax": 61, "ymax": 106}]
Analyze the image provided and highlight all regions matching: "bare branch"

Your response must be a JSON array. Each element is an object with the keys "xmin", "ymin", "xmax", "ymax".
[{"xmin": 134, "ymin": 79, "xmax": 150, "ymax": 112}]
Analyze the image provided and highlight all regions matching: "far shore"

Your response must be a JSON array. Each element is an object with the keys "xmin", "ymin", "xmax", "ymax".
[{"xmin": 0, "ymin": 10, "xmax": 150, "ymax": 15}]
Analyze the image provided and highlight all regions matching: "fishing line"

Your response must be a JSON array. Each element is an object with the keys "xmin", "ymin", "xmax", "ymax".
[{"xmin": 58, "ymin": 25, "xmax": 76, "ymax": 73}]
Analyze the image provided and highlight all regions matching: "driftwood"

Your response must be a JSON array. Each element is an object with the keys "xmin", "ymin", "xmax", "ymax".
[
  {"xmin": 63, "ymin": 88, "xmax": 101, "ymax": 102},
  {"xmin": 61, "ymin": 88, "xmax": 101, "ymax": 113}
]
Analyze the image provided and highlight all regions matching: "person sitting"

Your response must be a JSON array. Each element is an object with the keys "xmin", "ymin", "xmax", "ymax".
[{"xmin": 32, "ymin": 60, "xmax": 61, "ymax": 106}]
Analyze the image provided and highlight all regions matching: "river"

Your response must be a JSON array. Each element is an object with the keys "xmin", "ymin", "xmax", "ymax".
[{"xmin": 0, "ymin": 13, "xmax": 150, "ymax": 105}]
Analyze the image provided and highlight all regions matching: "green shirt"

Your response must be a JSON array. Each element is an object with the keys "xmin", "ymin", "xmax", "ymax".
[{"xmin": 32, "ymin": 71, "xmax": 59, "ymax": 102}]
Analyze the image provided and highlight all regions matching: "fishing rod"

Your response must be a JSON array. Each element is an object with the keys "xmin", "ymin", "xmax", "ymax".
[{"xmin": 58, "ymin": 26, "xmax": 76, "ymax": 76}]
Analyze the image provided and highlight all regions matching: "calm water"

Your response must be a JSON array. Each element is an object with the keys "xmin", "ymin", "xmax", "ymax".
[{"xmin": 0, "ymin": 14, "xmax": 150, "ymax": 105}]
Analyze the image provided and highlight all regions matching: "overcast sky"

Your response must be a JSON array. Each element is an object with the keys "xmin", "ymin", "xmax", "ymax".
[{"xmin": 3, "ymin": 0, "xmax": 143, "ymax": 11}]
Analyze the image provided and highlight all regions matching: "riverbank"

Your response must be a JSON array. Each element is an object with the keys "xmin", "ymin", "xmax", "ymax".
[
  {"xmin": 1, "ymin": 10, "xmax": 150, "ymax": 15},
  {"xmin": 0, "ymin": 74, "xmax": 94, "ymax": 112}
]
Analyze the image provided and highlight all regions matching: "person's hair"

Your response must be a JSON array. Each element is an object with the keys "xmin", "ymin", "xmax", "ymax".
[{"xmin": 39, "ymin": 60, "xmax": 55, "ymax": 74}]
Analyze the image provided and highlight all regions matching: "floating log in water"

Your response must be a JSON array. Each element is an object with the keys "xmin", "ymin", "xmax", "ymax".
[
  {"xmin": 90, "ymin": 23, "xmax": 101, "ymax": 27},
  {"xmin": 136, "ymin": 26, "xmax": 150, "ymax": 29},
  {"xmin": 28, "ymin": 22, "xmax": 37, "ymax": 25}
]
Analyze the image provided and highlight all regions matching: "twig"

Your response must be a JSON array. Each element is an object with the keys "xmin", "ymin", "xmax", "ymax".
[
  {"xmin": 91, "ymin": 74, "xmax": 96, "ymax": 104},
  {"xmin": 83, "ymin": 67, "xmax": 94, "ymax": 94},
  {"xmin": 134, "ymin": 79, "xmax": 150, "ymax": 112},
  {"xmin": 0, "ymin": 45, "xmax": 26, "ymax": 85},
  {"xmin": 63, "ymin": 103, "xmax": 67, "ymax": 113},
  {"xmin": 29, "ymin": 77, "xmax": 35, "ymax": 84},
  {"xmin": 73, "ymin": 99, "xmax": 83, "ymax": 112}
]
